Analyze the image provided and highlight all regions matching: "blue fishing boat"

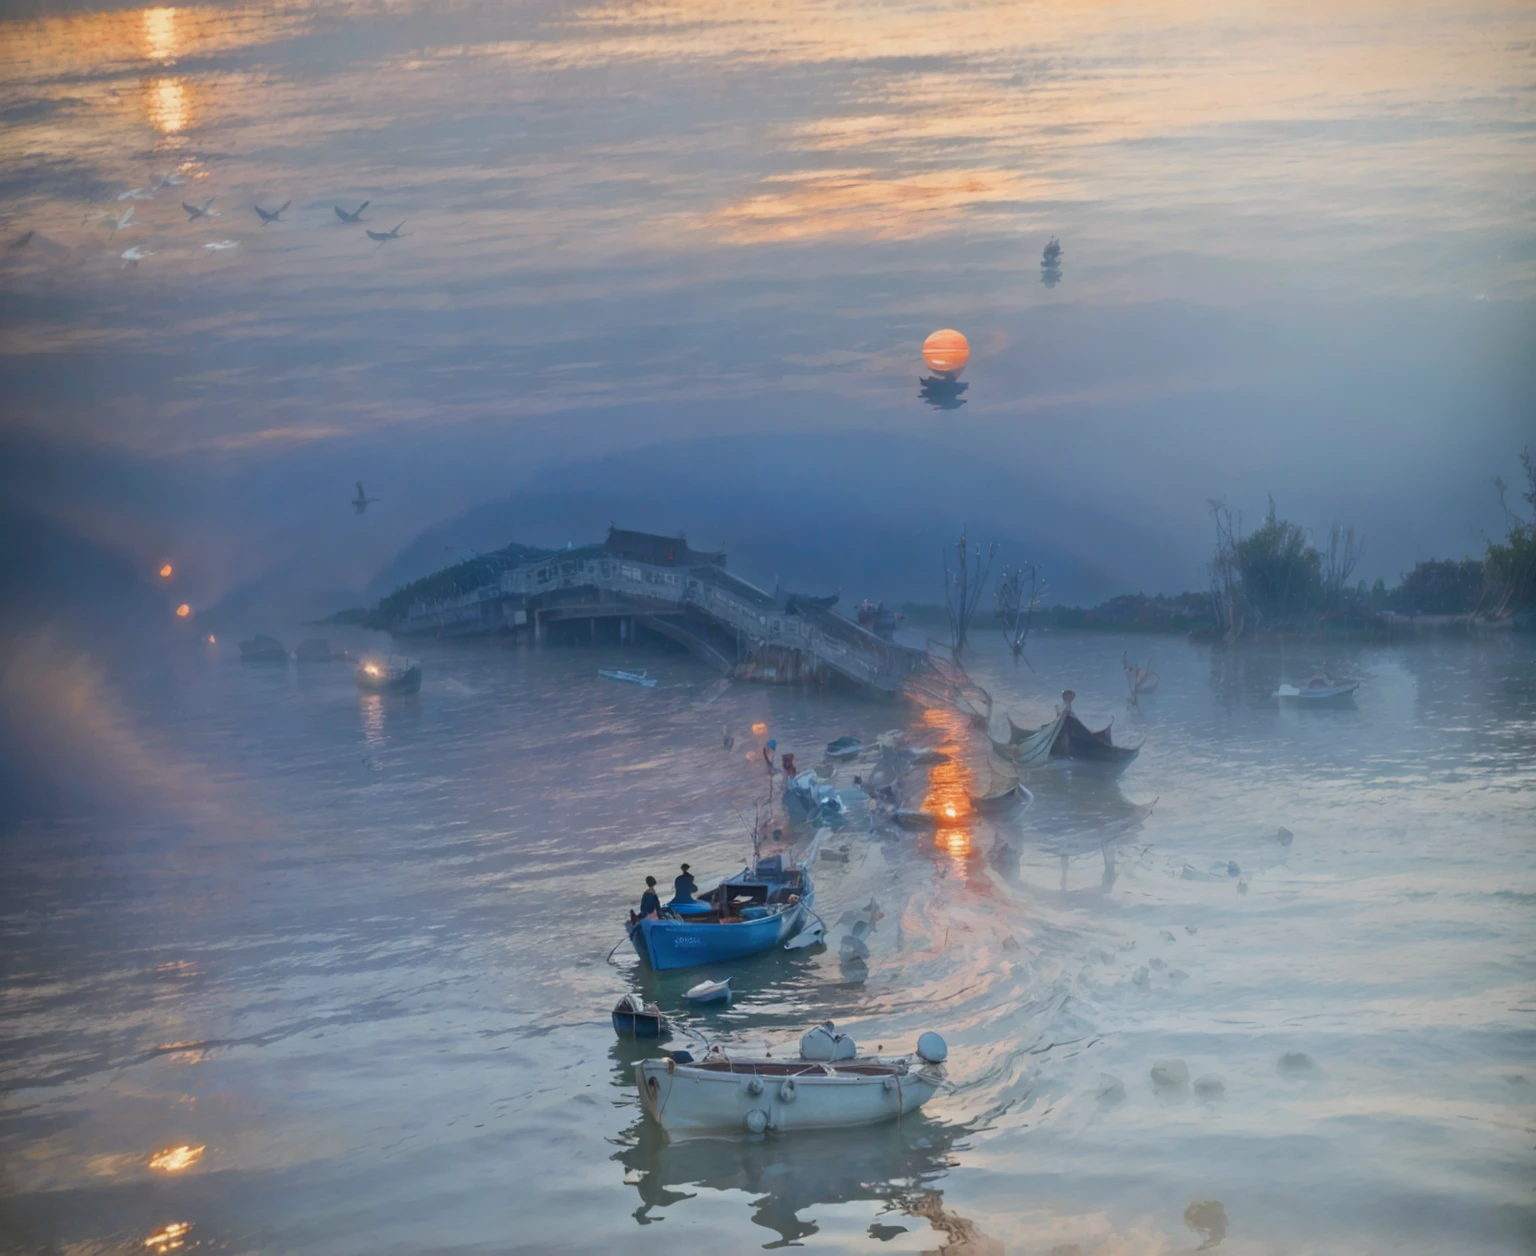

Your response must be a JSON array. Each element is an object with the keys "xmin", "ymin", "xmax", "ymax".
[
  {"xmin": 626, "ymin": 841, "xmax": 820, "ymax": 972},
  {"xmin": 612, "ymin": 994, "xmax": 667, "ymax": 1038}
]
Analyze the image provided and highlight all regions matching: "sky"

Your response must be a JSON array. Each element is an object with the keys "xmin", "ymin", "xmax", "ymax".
[{"xmin": 1, "ymin": 0, "xmax": 1532, "ymax": 623}]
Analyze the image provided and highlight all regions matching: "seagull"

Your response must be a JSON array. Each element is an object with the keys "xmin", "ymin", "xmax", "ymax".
[
  {"xmin": 120, "ymin": 246, "xmax": 152, "ymax": 268},
  {"xmin": 203, "ymin": 239, "xmax": 239, "ymax": 252},
  {"xmin": 352, "ymin": 482, "xmax": 379, "ymax": 513},
  {"xmin": 152, "ymin": 170, "xmax": 187, "ymax": 191},
  {"xmin": 254, "ymin": 200, "xmax": 291, "ymax": 225},
  {"xmin": 118, "ymin": 187, "xmax": 153, "ymax": 201},
  {"xmin": 105, "ymin": 206, "xmax": 135, "ymax": 234},
  {"xmin": 183, "ymin": 197, "xmax": 217, "ymax": 220},
  {"xmin": 334, "ymin": 201, "xmax": 369, "ymax": 223},
  {"xmin": 366, "ymin": 222, "xmax": 406, "ymax": 243}
]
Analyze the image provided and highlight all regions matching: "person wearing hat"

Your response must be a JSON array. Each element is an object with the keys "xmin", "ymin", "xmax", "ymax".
[
  {"xmin": 762, "ymin": 739, "xmax": 777, "ymax": 776},
  {"xmin": 637, "ymin": 876, "xmax": 661, "ymax": 920},
  {"xmin": 672, "ymin": 863, "xmax": 698, "ymax": 905}
]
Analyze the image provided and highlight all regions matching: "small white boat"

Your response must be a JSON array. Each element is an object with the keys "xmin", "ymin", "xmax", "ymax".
[
  {"xmin": 1275, "ymin": 680, "xmax": 1358, "ymax": 704},
  {"xmin": 599, "ymin": 668, "xmax": 657, "ymax": 688},
  {"xmin": 684, "ymin": 978, "xmax": 732, "ymax": 1004},
  {"xmin": 636, "ymin": 1024, "xmax": 947, "ymax": 1135}
]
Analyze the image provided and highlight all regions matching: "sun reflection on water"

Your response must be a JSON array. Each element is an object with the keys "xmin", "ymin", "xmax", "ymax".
[
  {"xmin": 148, "ymin": 1144, "xmax": 204, "ymax": 1172},
  {"xmin": 144, "ymin": 1221, "xmax": 191, "ymax": 1250},
  {"xmin": 142, "ymin": 7, "xmax": 180, "ymax": 62},
  {"xmin": 147, "ymin": 77, "xmax": 192, "ymax": 133},
  {"xmin": 918, "ymin": 705, "xmax": 975, "ymax": 877}
]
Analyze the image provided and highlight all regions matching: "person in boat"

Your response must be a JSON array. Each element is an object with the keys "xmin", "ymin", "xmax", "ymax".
[
  {"xmin": 637, "ymin": 876, "xmax": 661, "ymax": 921},
  {"xmin": 672, "ymin": 863, "xmax": 697, "ymax": 905}
]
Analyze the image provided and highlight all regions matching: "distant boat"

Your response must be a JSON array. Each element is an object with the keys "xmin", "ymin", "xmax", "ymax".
[
  {"xmin": 356, "ymin": 656, "xmax": 422, "ymax": 694},
  {"xmin": 612, "ymin": 994, "xmax": 667, "ymax": 1039},
  {"xmin": 683, "ymin": 978, "xmax": 732, "ymax": 1004},
  {"xmin": 1275, "ymin": 680, "xmax": 1358, "ymax": 704},
  {"xmin": 599, "ymin": 668, "xmax": 657, "ymax": 688},
  {"xmin": 625, "ymin": 835, "xmax": 821, "ymax": 972},
  {"xmin": 825, "ymin": 736, "xmax": 864, "ymax": 759},
  {"xmin": 635, "ymin": 1025, "xmax": 948, "ymax": 1134},
  {"xmin": 238, "ymin": 635, "xmax": 287, "ymax": 663}
]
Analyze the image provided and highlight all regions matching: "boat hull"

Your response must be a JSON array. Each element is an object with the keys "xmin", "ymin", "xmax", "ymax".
[
  {"xmin": 356, "ymin": 665, "xmax": 422, "ymax": 694},
  {"xmin": 1276, "ymin": 683, "xmax": 1358, "ymax": 703},
  {"xmin": 636, "ymin": 1059, "xmax": 941, "ymax": 1134},
  {"xmin": 613, "ymin": 1009, "xmax": 667, "ymax": 1038},
  {"xmin": 629, "ymin": 900, "xmax": 810, "ymax": 971}
]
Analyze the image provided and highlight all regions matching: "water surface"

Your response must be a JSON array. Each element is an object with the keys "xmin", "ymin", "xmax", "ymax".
[{"xmin": 1, "ymin": 630, "xmax": 1532, "ymax": 1253}]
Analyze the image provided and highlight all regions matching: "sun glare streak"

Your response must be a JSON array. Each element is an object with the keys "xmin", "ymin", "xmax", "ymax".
[{"xmin": 148, "ymin": 1144, "xmax": 204, "ymax": 1172}]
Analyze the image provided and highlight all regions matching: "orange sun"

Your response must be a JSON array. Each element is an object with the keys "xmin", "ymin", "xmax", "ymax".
[{"xmin": 922, "ymin": 329, "xmax": 969, "ymax": 377}]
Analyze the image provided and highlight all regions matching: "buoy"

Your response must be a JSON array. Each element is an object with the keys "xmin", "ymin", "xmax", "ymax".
[
  {"xmin": 746, "ymin": 1076, "xmax": 764, "ymax": 1096},
  {"xmin": 916, "ymin": 1032, "xmax": 948, "ymax": 1063},
  {"xmin": 779, "ymin": 1079, "xmax": 798, "ymax": 1103},
  {"xmin": 745, "ymin": 1108, "xmax": 768, "ymax": 1134}
]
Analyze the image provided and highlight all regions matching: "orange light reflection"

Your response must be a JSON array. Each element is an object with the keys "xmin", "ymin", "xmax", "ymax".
[
  {"xmin": 147, "ymin": 76, "xmax": 192, "ymax": 133},
  {"xmin": 148, "ymin": 1144, "xmax": 204, "ymax": 1172},
  {"xmin": 175, "ymin": 603, "xmax": 191, "ymax": 618},
  {"xmin": 145, "ymin": 1221, "xmax": 191, "ymax": 1250},
  {"xmin": 159, "ymin": 563, "xmax": 174, "ymax": 578},
  {"xmin": 918, "ymin": 705, "xmax": 975, "ymax": 876}
]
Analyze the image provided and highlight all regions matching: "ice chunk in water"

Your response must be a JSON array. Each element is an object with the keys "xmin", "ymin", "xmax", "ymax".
[
  {"xmin": 1132, "ymin": 966, "xmax": 1150, "ymax": 986},
  {"xmin": 1160, "ymin": 929, "xmax": 1176, "ymax": 942},
  {"xmin": 1096, "ymin": 1074, "xmax": 1126, "ymax": 1105},
  {"xmin": 1150, "ymin": 957, "xmax": 1167, "ymax": 970},
  {"xmin": 1151, "ymin": 1059, "xmax": 1189, "ymax": 1090},
  {"xmin": 1194, "ymin": 1074, "xmax": 1226, "ymax": 1099}
]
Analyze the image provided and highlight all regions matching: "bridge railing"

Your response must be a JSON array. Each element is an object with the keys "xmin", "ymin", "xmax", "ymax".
[{"xmin": 402, "ymin": 553, "xmax": 928, "ymax": 685}]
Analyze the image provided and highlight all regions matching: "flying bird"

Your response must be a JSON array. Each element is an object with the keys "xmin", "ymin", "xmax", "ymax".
[
  {"xmin": 118, "ymin": 187, "xmax": 153, "ymax": 201},
  {"xmin": 203, "ymin": 239, "xmax": 240, "ymax": 252},
  {"xmin": 366, "ymin": 222, "xmax": 406, "ymax": 243},
  {"xmin": 152, "ymin": 170, "xmax": 187, "ymax": 191},
  {"xmin": 352, "ymin": 482, "xmax": 379, "ymax": 514},
  {"xmin": 120, "ymin": 246, "xmax": 152, "ymax": 268},
  {"xmin": 254, "ymin": 200, "xmax": 291, "ymax": 225},
  {"xmin": 183, "ymin": 197, "xmax": 217, "ymax": 220},
  {"xmin": 105, "ymin": 206, "xmax": 135, "ymax": 234},
  {"xmin": 334, "ymin": 201, "xmax": 369, "ymax": 223}
]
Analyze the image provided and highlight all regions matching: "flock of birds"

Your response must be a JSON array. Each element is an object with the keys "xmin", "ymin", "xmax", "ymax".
[{"xmin": 82, "ymin": 168, "xmax": 408, "ymax": 270}]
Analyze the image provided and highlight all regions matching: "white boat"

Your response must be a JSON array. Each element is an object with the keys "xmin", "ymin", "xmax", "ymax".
[
  {"xmin": 599, "ymin": 668, "xmax": 657, "ymax": 688},
  {"xmin": 1275, "ymin": 680, "xmax": 1358, "ymax": 704},
  {"xmin": 636, "ymin": 1025, "xmax": 947, "ymax": 1135},
  {"xmin": 684, "ymin": 978, "xmax": 732, "ymax": 1004}
]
